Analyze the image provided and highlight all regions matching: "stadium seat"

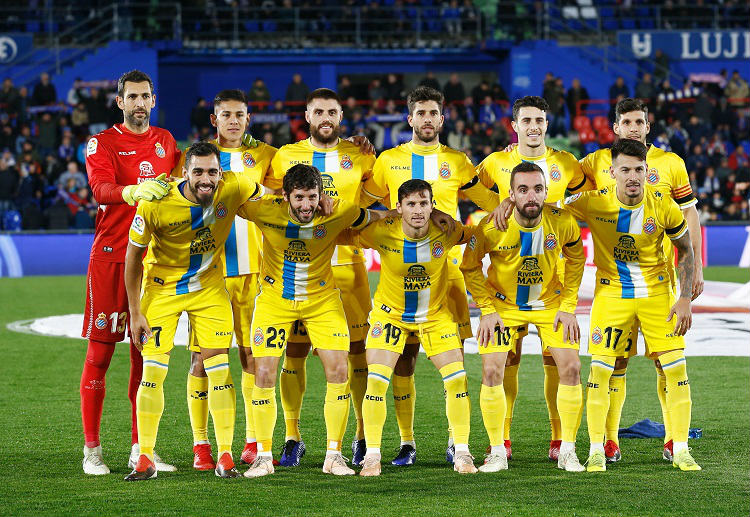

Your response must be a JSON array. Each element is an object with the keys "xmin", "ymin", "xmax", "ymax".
[
  {"xmin": 262, "ymin": 21, "xmax": 278, "ymax": 32},
  {"xmin": 639, "ymin": 19, "xmax": 656, "ymax": 29},
  {"xmin": 244, "ymin": 21, "xmax": 260, "ymax": 32},
  {"xmin": 603, "ymin": 19, "xmax": 618, "ymax": 30},
  {"xmin": 620, "ymin": 19, "xmax": 636, "ymax": 30},
  {"xmin": 598, "ymin": 129, "xmax": 616, "ymax": 145},
  {"xmin": 579, "ymin": 130, "xmax": 596, "ymax": 144},
  {"xmin": 599, "ymin": 6, "xmax": 615, "ymax": 17},
  {"xmin": 2, "ymin": 210, "xmax": 21, "ymax": 231},
  {"xmin": 593, "ymin": 116, "xmax": 609, "ymax": 130},
  {"xmin": 574, "ymin": 115, "xmax": 592, "ymax": 132}
]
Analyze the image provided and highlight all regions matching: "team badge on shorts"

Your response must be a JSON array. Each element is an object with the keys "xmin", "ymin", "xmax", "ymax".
[
  {"xmin": 643, "ymin": 217, "xmax": 656, "ymax": 234},
  {"xmin": 154, "ymin": 142, "xmax": 166, "ymax": 158},
  {"xmin": 215, "ymin": 202, "xmax": 227, "ymax": 218},
  {"xmin": 549, "ymin": 164, "xmax": 561, "ymax": 181},
  {"xmin": 439, "ymin": 161, "xmax": 451, "ymax": 179},
  {"xmin": 432, "ymin": 241, "xmax": 444, "ymax": 258},
  {"xmin": 647, "ymin": 168, "xmax": 660, "ymax": 185},
  {"xmin": 371, "ymin": 322, "xmax": 383, "ymax": 338},
  {"xmin": 544, "ymin": 233, "xmax": 557, "ymax": 250},
  {"xmin": 95, "ymin": 312, "xmax": 108, "ymax": 330},
  {"xmin": 242, "ymin": 151, "xmax": 256, "ymax": 168},
  {"xmin": 254, "ymin": 327, "xmax": 264, "ymax": 345},
  {"xmin": 313, "ymin": 224, "xmax": 327, "ymax": 238},
  {"xmin": 340, "ymin": 154, "xmax": 353, "ymax": 170},
  {"xmin": 591, "ymin": 326, "xmax": 603, "ymax": 345}
]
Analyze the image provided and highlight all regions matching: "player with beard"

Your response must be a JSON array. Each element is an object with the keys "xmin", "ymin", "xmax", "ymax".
[
  {"xmin": 579, "ymin": 98, "xmax": 704, "ymax": 463},
  {"xmin": 461, "ymin": 162, "xmax": 586, "ymax": 473},
  {"xmin": 81, "ymin": 70, "xmax": 180, "ymax": 475},
  {"xmin": 361, "ymin": 86, "xmax": 501, "ymax": 466},
  {"xmin": 474, "ymin": 96, "xmax": 590, "ymax": 462}
]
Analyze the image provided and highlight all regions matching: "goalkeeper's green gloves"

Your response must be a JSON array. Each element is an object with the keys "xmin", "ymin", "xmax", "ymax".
[
  {"xmin": 241, "ymin": 133, "xmax": 260, "ymax": 148},
  {"xmin": 122, "ymin": 173, "xmax": 171, "ymax": 206}
]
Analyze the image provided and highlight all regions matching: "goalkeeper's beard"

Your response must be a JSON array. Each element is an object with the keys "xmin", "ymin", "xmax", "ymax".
[{"xmin": 124, "ymin": 109, "xmax": 150, "ymax": 131}]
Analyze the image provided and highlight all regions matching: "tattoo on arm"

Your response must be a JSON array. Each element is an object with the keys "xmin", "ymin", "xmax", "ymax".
[{"xmin": 673, "ymin": 231, "xmax": 694, "ymax": 299}]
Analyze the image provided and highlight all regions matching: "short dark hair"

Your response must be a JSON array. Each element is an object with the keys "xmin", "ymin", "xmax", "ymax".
[
  {"xmin": 306, "ymin": 88, "xmax": 341, "ymax": 106},
  {"xmin": 185, "ymin": 141, "xmax": 220, "ymax": 169},
  {"xmin": 512, "ymin": 96, "xmax": 549, "ymax": 121},
  {"xmin": 117, "ymin": 70, "xmax": 154, "ymax": 98},
  {"xmin": 510, "ymin": 161, "xmax": 545, "ymax": 188},
  {"xmin": 407, "ymin": 86, "xmax": 443, "ymax": 115},
  {"xmin": 615, "ymin": 98, "xmax": 648, "ymax": 123},
  {"xmin": 214, "ymin": 89, "xmax": 247, "ymax": 107},
  {"xmin": 610, "ymin": 139, "xmax": 647, "ymax": 163},
  {"xmin": 397, "ymin": 178, "xmax": 433, "ymax": 203},
  {"xmin": 283, "ymin": 164, "xmax": 322, "ymax": 195}
]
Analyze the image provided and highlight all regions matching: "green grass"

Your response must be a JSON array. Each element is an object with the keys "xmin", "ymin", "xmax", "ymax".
[
  {"xmin": 0, "ymin": 275, "xmax": 748, "ymax": 517},
  {"xmin": 703, "ymin": 266, "xmax": 748, "ymax": 284}
]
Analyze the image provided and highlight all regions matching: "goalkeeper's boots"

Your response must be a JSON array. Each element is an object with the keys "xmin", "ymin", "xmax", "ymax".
[
  {"xmin": 359, "ymin": 455, "xmax": 382, "ymax": 477},
  {"xmin": 129, "ymin": 443, "xmax": 176, "ymax": 472},
  {"xmin": 279, "ymin": 439, "xmax": 306, "ymax": 467},
  {"xmin": 215, "ymin": 452, "xmax": 241, "ymax": 478},
  {"xmin": 244, "ymin": 455, "xmax": 275, "ymax": 478},
  {"xmin": 557, "ymin": 449, "xmax": 585, "ymax": 472},
  {"xmin": 193, "ymin": 443, "xmax": 216, "ymax": 471},
  {"xmin": 453, "ymin": 452, "xmax": 478, "ymax": 474},
  {"xmin": 124, "ymin": 454, "xmax": 156, "ymax": 481},
  {"xmin": 604, "ymin": 440, "xmax": 622, "ymax": 463},
  {"xmin": 585, "ymin": 450, "xmax": 607, "ymax": 472},
  {"xmin": 240, "ymin": 441, "xmax": 258, "ymax": 465},
  {"xmin": 662, "ymin": 440, "xmax": 674, "ymax": 462},
  {"xmin": 391, "ymin": 444, "xmax": 416, "ymax": 466},
  {"xmin": 82, "ymin": 445, "xmax": 110, "ymax": 475},
  {"xmin": 322, "ymin": 452, "xmax": 355, "ymax": 476},
  {"xmin": 446, "ymin": 444, "xmax": 455, "ymax": 464},
  {"xmin": 672, "ymin": 449, "xmax": 701, "ymax": 471},
  {"xmin": 548, "ymin": 440, "xmax": 562, "ymax": 462},
  {"xmin": 351, "ymin": 438, "xmax": 366, "ymax": 467}
]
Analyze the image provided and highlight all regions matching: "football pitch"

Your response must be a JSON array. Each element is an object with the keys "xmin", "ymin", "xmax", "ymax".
[{"xmin": 0, "ymin": 270, "xmax": 748, "ymax": 517}]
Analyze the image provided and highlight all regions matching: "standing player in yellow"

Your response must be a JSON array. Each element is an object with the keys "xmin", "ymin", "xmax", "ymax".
[
  {"xmin": 269, "ymin": 88, "xmax": 377, "ymax": 467},
  {"xmin": 175, "ymin": 89, "xmax": 281, "ymax": 471},
  {"xmin": 579, "ymin": 98, "xmax": 704, "ymax": 463},
  {"xmin": 361, "ymin": 86, "xmax": 500, "ymax": 465},
  {"xmin": 475, "ymin": 96, "xmax": 590, "ymax": 462},
  {"xmin": 462, "ymin": 162, "xmax": 587, "ymax": 473},
  {"xmin": 352, "ymin": 179, "xmax": 477, "ymax": 476},
  {"xmin": 565, "ymin": 139, "xmax": 700, "ymax": 472},
  {"xmin": 124, "ymin": 142, "xmax": 263, "ymax": 480}
]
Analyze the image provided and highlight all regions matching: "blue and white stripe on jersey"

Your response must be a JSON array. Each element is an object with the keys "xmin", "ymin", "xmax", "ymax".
[
  {"xmin": 411, "ymin": 153, "xmax": 439, "ymax": 181},
  {"xmin": 219, "ymin": 150, "xmax": 253, "ymax": 276},
  {"xmin": 515, "ymin": 227, "xmax": 546, "ymax": 311},
  {"xmin": 614, "ymin": 205, "xmax": 648, "ymax": 299},
  {"xmin": 219, "ymin": 150, "xmax": 245, "ymax": 173},
  {"xmin": 280, "ymin": 221, "xmax": 313, "ymax": 300},
  {"xmin": 312, "ymin": 150, "xmax": 339, "ymax": 173},
  {"xmin": 176, "ymin": 205, "xmax": 217, "ymax": 295},
  {"xmin": 402, "ymin": 237, "xmax": 432, "ymax": 323}
]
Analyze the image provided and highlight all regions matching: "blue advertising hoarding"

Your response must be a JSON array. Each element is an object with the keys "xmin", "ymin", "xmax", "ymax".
[{"xmin": 617, "ymin": 30, "xmax": 750, "ymax": 61}]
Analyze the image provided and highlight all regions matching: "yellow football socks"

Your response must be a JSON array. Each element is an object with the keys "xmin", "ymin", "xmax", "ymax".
[
  {"xmin": 241, "ymin": 371, "xmax": 256, "ymax": 443},
  {"xmin": 557, "ymin": 383, "xmax": 583, "ymax": 443},
  {"xmin": 186, "ymin": 373, "xmax": 209, "ymax": 444},
  {"xmin": 660, "ymin": 350, "xmax": 691, "ymax": 443},
  {"xmin": 586, "ymin": 355, "xmax": 616, "ymax": 445},
  {"xmin": 348, "ymin": 352, "xmax": 368, "ymax": 440},
  {"xmin": 362, "ymin": 363, "xmax": 393, "ymax": 451},
  {"xmin": 324, "ymin": 381, "xmax": 351, "ymax": 453},
  {"xmin": 280, "ymin": 355, "xmax": 306, "ymax": 441},
  {"xmin": 392, "ymin": 373, "xmax": 415, "ymax": 443},
  {"xmin": 656, "ymin": 366, "xmax": 672, "ymax": 444},
  {"xmin": 480, "ymin": 383, "xmax": 506, "ymax": 447},
  {"xmin": 543, "ymin": 364, "xmax": 562, "ymax": 441},
  {"xmin": 137, "ymin": 354, "xmax": 170, "ymax": 458},
  {"xmin": 503, "ymin": 364, "xmax": 519, "ymax": 440},
  {"xmin": 203, "ymin": 353, "xmax": 235, "ymax": 455},
  {"xmin": 440, "ymin": 362, "xmax": 470, "ymax": 446},
  {"xmin": 252, "ymin": 384, "xmax": 277, "ymax": 456},
  {"xmin": 605, "ymin": 368, "xmax": 627, "ymax": 445}
]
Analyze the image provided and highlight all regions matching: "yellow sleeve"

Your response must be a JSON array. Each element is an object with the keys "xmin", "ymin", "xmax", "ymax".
[
  {"xmin": 128, "ymin": 203, "xmax": 153, "ymax": 248},
  {"xmin": 460, "ymin": 227, "xmax": 496, "ymax": 316},
  {"xmin": 261, "ymin": 146, "xmax": 282, "ymax": 190},
  {"xmin": 270, "ymin": 148, "xmax": 287, "ymax": 183},
  {"xmin": 236, "ymin": 174, "xmax": 263, "ymax": 202},
  {"xmin": 238, "ymin": 195, "xmax": 273, "ymax": 222},
  {"xmin": 566, "ymin": 156, "xmax": 588, "ymax": 193},
  {"xmin": 361, "ymin": 153, "xmax": 376, "ymax": 181},
  {"xmin": 336, "ymin": 228, "xmax": 360, "ymax": 247},
  {"xmin": 668, "ymin": 155, "xmax": 697, "ymax": 208},
  {"xmin": 559, "ymin": 215, "xmax": 584, "ymax": 313},
  {"xmin": 579, "ymin": 152, "xmax": 596, "ymax": 184},
  {"xmin": 476, "ymin": 154, "xmax": 496, "ymax": 189},
  {"xmin": 563, "ymin": 192, "xmax": 589, "ymax": 222},
  {"xmin": 362, "ymin": 156, "xmax": 389, "ymax": 200},
  {"xmin": 661, "ymin": 196, "xmax": 688, "ymax": 241},
  {"xmin": 449, "ymin": 222, "xmax": 472, "ymax": 246},
  {"xmin": 462, "ymin": 172, "xmax": 500, "ymax": 212},
  {"xmin": 171, "ymin": 150, "xmax": 186, "ymax": 179}
]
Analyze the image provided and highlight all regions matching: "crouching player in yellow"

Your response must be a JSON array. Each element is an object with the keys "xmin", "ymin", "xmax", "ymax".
[
  {"xmin": 349, "ymin": 178, "xmax": 477, "ymax": 476},
  {"xmin": 124, "ymin": 142, "xmax": 263, "ymax": 480},
  {"xmin": 564, "ymin": 139, "xmax": 700, "ymax": 472},
  {"xmin": 461, "ymin": 162, "xmax": 587, "ymax": 473}
]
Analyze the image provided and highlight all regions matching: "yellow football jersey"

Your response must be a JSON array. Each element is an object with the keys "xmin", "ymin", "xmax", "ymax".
[
  {"xmin": 477, "ymin": 147, "xmax": 589, "ymax": 203},
  {"xmin": 461, "ymin": 205, "xmax": 584, "ymax": 315},
  {"xmin": 580, "ymin": 144, "xmax": 696, "ymax": 209},
  {"xmin": 349, "ymin": 219, "xmax": 469, "ymax": 323},
  {"xmin": 128, "ymin": 171, "xmax": 262, "ymax": 294},
  {"xmin": 271, "ymin": 138, "xmax": 375, "ymax": 266},
  {"xmin": 564, "ymin": 186, "xmax": 688, "ymax": 299},
  {"xmin": 237, "ymin": 197, "xmax": 369, "ymax": 301}
]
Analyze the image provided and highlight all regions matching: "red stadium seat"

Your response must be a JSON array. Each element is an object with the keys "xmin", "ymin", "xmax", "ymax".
[
  {"xmin": 579, "ymin": 129, "xmax": 596, "ymax": 144},
  {"xmin": 593, "ymin": 116, "xmax": 609, "ymax": 130},
  {"xmin": 573, "ymin": 115, "xmax": 592, "ymax": 132},
  {"xmin": 500, "ymin": 116, "xmax": 513, "ymax": 135},
  {"xmin": 598, "ymin": 128, "xmax": 616, "ymax": 145}
]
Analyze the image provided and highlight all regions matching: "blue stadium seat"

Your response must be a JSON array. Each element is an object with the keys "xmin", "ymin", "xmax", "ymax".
[
  {"xmin": 2, "ymin": 210, "xmax": 21, "ymax": 231},
  {"xmin": 26, "ymin": 21, "xmax": 40, "ymax": 32},
  {"xmin": 620, "ymin": 19, "xmax": 637, "ymax": 29},
  {"xmin": 639, "ymin": 19, "xmax": 656, "ymax": 29},
  {"xmin": 603, "ymin": 19, "xmax": 618, "ymax": 30},
  {"xmin": 244, "ymin": 21, "xmax": 259, "ymax": 32},
  {"xmin": 262, "ymin": 21, "xmax": 278, "ymax": 32},
  {"xmin": 599, "ymin": 7, "xmax": 615, "ymax": 17}
]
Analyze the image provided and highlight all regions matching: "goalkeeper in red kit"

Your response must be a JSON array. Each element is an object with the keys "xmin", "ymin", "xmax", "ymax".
[{"xmin": 81, "ymin": 70, "xmax": 181, "ymax": 475}]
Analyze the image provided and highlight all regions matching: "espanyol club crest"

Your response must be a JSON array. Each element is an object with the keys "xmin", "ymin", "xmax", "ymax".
[
  {"xmin": 95, "ymin": 312, "xmax": 108, "ymax": 330},
  {"xmin": 216, "ymin": 202, "xmax": 227, "ymax": 219},
  {"xmin": 647, "ymin": 168, "xmax": 660, "ymax": 185},
  {"xmin": 549, "ymin": 164, "xmax": 561, "ymax": 181},
  {"xmin": 371, "ymin": 322, "xmax": 383, "ymax": 338},
  {"xmin": 544, "ymin": 233, "xmax": 557, "ymax": 250},
  {"xmin": 432, "ymin": 241, "xmax": 444, "ymax": 258},
  {"xmin": 643, "ymin": 216, "xmax": 656, "ymax": 234},
  {"xmin": 340, "ymin": 154, "xmax": 353, "ymax": 170},
  {"xmin": 254, "ymin": 328, "xmax": 264, "ymax": 345},
  {"xmin": 439, "ymin": 161, "xmax": 451, "ymax": 179},
  {"xmin": 591, "ymin": 326, "xmax": 603, "ymax": 345},
  {"xmin": 242, "ymin": 151, "xmax": 255, "ymax": 168},
  {"xmin": 313, "ymin": 224, "xmax": 327, "ymax": 238},
  {"xmin": 154, "ymin": 142, "xmax": 166, "ymax": 158}
]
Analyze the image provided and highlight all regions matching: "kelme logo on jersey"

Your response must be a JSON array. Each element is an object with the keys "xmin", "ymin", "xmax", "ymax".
[
  {"xmin": 313, "ymin": 224, "xmax": 327, "ymax": 239},
  {"xmin": 643, "ymin": 217, "xmax": 656, "ymax": 234},
  {"xmin": 647, "ymin": 168, "xmax": 660, "ymax": 185},
  {"xmin": 190, "ymin": 227, "xmax": 217, "ymax": 255},
  {"xmin": 340, "ymin": 154, "xmax": 353, "ymax": 170},
  {"xmin": 439, "ymin": 161, "xmax": 451, "ymax": 179},
  {"xmin": 371, "ymin": 322, "xmax": 383, "ymax": 338},
  {"xmin": 591, "ymin": 326, "xmax": 603, "ymax": 345},
  {"xmin": 139, "ymin": 161, "xmax": 155, "ymax": 177},
  {"xmin": 544, "ymin": 233, "xmax": 557, "ymax": 250},
  {"xmin": 549, "ymin": 164, "xmax": 561, "ymax": 181},
  {"xmin": 468, "ymin": 235, "xmax": 477, "ymax": 250},
  {"xmin": 95, "ymin": 312, "xmax": 107, "ymax": 330},
  {"xmin": 284, "ymin": 240, "xmax": 311, "ymax": 262},
  {"xmin": 614, "ymin": 235, "xmax": 639, "ymax": 262},
  {"xmin": 154, "ymin": 142, "xmax": 166, "ymax": 158},
  {"xmin": 215, "ymin": 202, "xmax": 227, "ymax": 219},
  {"xmin": 517, "ymin": 257, "xmax": 543, "ymax": 285},
  {"xmin": 404, "ymin": 264, "xmax": 431, "ymax": 290},
  {"xmin": 321, "ymin": 174, "xmax": 338, "ymax": 196},
  {"xmin": 242, "ymin": 151, "xmax": 255, "ymax": 168},
  {"xmin": 254, "ymin": 328, "xmax": 264, "ymax": 345},
  {"xmin": 432, "ymin": 241, "xmax": 444, "ymax": 258}
]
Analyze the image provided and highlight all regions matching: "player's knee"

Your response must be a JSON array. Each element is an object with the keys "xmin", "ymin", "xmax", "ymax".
[
  {"xmin": 255, "ymin": 364, "xmax": 276, "ymax": 387},
  {"xmin": 557, "ymin": 359, "xmax": 581, "ymax": 384},
  {"xmin": 326, "ymin": 360, "xmax": 349, "ymax": 384},
  {"xmin": 482, "ymin": 363, "xmax": 505, "ymax": 387}
]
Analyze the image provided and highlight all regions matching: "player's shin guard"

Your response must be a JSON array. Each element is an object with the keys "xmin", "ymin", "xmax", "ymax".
[
  {"xmin": 605, "ymin": 369, "xmax": 627, "ymax": 446},
  {"xmin": 241, "ymin": 371, "xmax": 256, "ymax": 443},
  {"xmin": 186, "ymin": 373, "xmax": 209, "ymax": 444},
  {"xmin": 136, "ymin": 354, "xmax": 170, "ymax": 458},
  {"xmin": 280, "ymin": 355, "xmax": 306, "ymax": 441},
  {"xmin": 129, "ymin": 342, "xmax": 144, "ymax": 445},
  {"xmin": 503, "ymin": 364, "xmax": 519, "ymax": 440},
  {"xmin": 362, "ymin": 364, "xmax": 393, "ymax": 451},
  {"xmin": 543, "ymin": 364, "xmax": 562, "ymax": 441},
  {"xmin": 392, "ymin": 374, "xmax": 415, "ymax": 443},
  {"xmin": 348, "ymin": 352, "xmax": 368, "ymax": 440},
  {"xmin": 660, "ymin": 351, "xmax": 691, "ymax": 446},
  {"xmin": 586, "ymin": 355, "xmax": 616, "ymax": 445},
  {"xmin": 204, "ymin": 354, "xmax": 235, "ymax": 455},
  {"xmin": 252, "ymin": 385, "xmax": 277, "ymax": 456},
  {"xmin": 557, "ymin": 383, "xmax": 582, "ymax": 443},
  {"xmin": 324, "ymin": 381, "xmax": 351, "ymax": 453},
  {"xmin": 80, "ymin": 339, "xmax": 115, "ymax": 448},
  {"xmin": 440, "ymin": 363, "xmax": 470, "ymax": 447},
  {"xmin": 480, "ymin": 384, "xmax": 506, "ymax": 447},
  {"xmin": 656, "ymin": 366, "xmax": 672, "ymax": 445}
]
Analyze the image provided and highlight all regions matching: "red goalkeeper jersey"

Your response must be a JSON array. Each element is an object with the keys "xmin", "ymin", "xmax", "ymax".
[{"xmin": 85, "ymin": 123, "xmax": 180, "ymax": 262}]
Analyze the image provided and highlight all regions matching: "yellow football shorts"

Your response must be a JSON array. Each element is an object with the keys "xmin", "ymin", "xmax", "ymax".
[
  {"xmin": 496, "ymin": 304, "xmax": 579, "ymax": 354},
  {"xmin": 588, "ymin": 292, "xmax": 685, "ymax": 358},
  {"xmin": 140, "ymin": 282, "xmax": 233, "ymax": 357},
  {"xmin": 251, "ymin": 287, "xmax": 350, "ymax": 358},
  {"xmin": 366, "ymin": 306, "xmax": 462, "ymax": 358}
]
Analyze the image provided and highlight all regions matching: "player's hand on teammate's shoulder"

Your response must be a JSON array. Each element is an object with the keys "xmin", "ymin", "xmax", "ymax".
[
  {"xmin": 667, "ymin": 297, "xmax": 692, "ymax": 336},
  {"xmin": 430, "ymin": 208, "xmax": 456, "ymax": 233},
  {"xmin": 346, "ymin": 135, "xmax": 375, "ymax": 155},
  {"xmin": 241, "ymin": 133, "xmax": 260, "ymax": 149},
  {"xmin": 503, "ymin": 142, "xmax": 518, "ymax": 153},
  {"xmin": 489, "ymin": 197, "xmax": 514, "ymax": 231},
  {"xmin": 129, "ymin": 312, "xmax": 152, "ymax": 351},
  {"xmin": 477, "ymin": 313, "xmax": 504, "ymax": 347},
  {"xmin": 553, "ymin": 310, "xmax": 580, "ymax": 344},
  {"xmin": 317, "ymin": 192, "xmax": 334, "ymax": 216},
  {"xmin": 122, "ymin": 173, "xmax": 171, "ymax": 205}
]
